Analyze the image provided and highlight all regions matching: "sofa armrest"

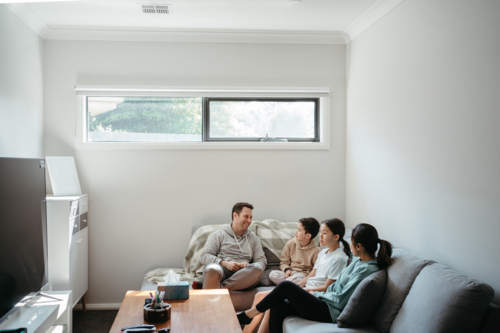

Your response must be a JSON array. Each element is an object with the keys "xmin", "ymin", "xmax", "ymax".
[{"xmin": 479, "ymin": 303, "xmax": 500, "ymax": 333}]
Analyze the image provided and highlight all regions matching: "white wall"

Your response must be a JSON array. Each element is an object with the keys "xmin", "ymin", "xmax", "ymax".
[
  {"xmin": 346, "ymin": 0, "xmax": 500, "ymax": 303},
  {"xmin": 0, "ymin": 5, "xmax": 44, "ymax": 158},
  {"xmin": 44, "ymin": 41, "xmax": 346, "ymax": 304}
]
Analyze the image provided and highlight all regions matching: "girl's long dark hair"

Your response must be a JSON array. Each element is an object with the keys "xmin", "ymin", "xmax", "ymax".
[
  {"xmin": 351, "ymin": 223, "xmax": 393, "ymax": 269},
  {"xmin": 322, "ymin": 218, "xmax": 351, "ymax": 257}
]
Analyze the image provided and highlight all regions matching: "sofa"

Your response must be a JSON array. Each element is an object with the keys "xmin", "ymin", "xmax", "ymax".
[{"xmin": 141, "ymin": 222, "xmax": 500, "ymax": 333}]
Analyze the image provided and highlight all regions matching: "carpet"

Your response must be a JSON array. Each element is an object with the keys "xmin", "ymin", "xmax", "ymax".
[{"xmin": 73, "ymin": 310, "xmax": 118, "ymax": 333}]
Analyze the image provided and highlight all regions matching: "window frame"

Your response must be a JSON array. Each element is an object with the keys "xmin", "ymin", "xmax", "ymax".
[
  {"xmin": 203, "ymin": 97, "xmax": 320, "ymax": 142},
  {"xmin": 75, "ymin": 87, "xmax": 331, "ymax": 150}
]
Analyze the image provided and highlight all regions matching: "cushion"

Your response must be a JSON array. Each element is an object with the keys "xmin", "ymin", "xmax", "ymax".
[
  {"xmin": 337, "ymin": 269, "xmax": 387, "ymax": 328},
  {"xmin": 479, "ymin": 303, "xmax": 500, "ymax": 333},
  {"xmin": 259, "ymin": 266, "xmax": 280, "ymax": 286},
  {"xmin": 478, "ymin": 304, "xmax": 500, "ymax": 333},
  {"xmin": 258, "ymin": 249, "xmax": 281, "ymax": 286},
  {"xmin": 370, "ymin": 248, "xmax": 434, "ymax": 333},
  {"xmin": 264, "ymin": 247, "xmax": 281, "ymax": 266},
  {"xmin": 390, "ymin": 263, "xmax": 494, "ymax": 333},
  {"xmin": 283, "ymin": 317, "xmax": 379, "ymax": 333}
]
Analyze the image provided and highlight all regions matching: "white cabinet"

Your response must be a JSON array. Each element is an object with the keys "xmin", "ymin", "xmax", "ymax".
[
  {"xmin": 0, "ymin": 291, "xmax": 72, "ymax": 333},
  {"xmin": 46, "ymin": 194, "xmax": 88, "ymax": 310}
]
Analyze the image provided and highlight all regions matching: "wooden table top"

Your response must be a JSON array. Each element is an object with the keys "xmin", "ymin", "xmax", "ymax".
[{"xmin": 109, "ymin": 289, "xmax": 242, "ymax": 333}]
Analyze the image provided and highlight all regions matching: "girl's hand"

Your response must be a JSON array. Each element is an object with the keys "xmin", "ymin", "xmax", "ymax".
[{"xmin": 285, "ymin": 270, "xmax": 292, "ymax": 278}]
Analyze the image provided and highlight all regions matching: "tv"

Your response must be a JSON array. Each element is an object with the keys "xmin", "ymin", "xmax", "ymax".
[{"xmin": 0, "ymin": 157, "xmax": 49, "ymax": 324}]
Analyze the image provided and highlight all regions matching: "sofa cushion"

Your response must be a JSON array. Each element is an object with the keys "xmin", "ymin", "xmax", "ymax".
[
  {"xmin": 264, "ymin": 248, "xmax": 281, "ymax": 266},
  {"xmin": 259, "ymin": 265, "xmax": 280, "ymax": 287},
  {"xmin": 283, "ymin": 317, "xmax": 379, "ymax": 333},
  {"xmin": 390, "ymin": 263, "xmax": 494, "ymax": 333},
  {"xmin": 478, "ymin": 304, "xmax": 500, "ymax": 333},
  {"xmin": 257, "ymin": 248, "xmax": 281, "ymax": 286},
  {"xmin": 370, "ymin": 248, "xmax": 434, "ymax": 333},
  {"xmin": 337, "ymin": 269, "xmax": 387, "ymax": 328}
]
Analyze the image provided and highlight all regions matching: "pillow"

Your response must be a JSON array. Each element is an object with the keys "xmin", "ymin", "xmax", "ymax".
[
  {"xmin": 337, "ymin": 269, "xmax": 387, "ymax": 328},
  {"xmin": 257, "ymin": 249, "xmax": 281, "ymax": 286},
  {"xmin": 264, "ymin": 248, "xmax": 281, "ymax": 266},
  {"xmin": 258, "ymin": 267, "xmax": 278, "ymax": 286},
  {"xmin": 389, "ymin": 264, "xmax": 494, "ymax": 333}
]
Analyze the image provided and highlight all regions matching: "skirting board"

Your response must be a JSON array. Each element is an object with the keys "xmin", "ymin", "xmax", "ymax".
[{"xmin": 74, "ymin": 303, "xmax": 122, "ymax": 310}]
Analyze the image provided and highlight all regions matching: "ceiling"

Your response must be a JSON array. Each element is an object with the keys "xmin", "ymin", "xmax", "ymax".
[{"xmin": 4, "ymin": 0, "xmax": 404, "ymax": 43}]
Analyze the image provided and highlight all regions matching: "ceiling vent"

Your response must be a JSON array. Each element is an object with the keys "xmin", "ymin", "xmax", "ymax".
[{"xmin": 141, "ymin": 4, "xmax": 172, "ymax": 14}]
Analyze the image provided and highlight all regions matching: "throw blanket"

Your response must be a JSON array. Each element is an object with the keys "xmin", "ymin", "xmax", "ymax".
[{"xmin": 144, "ymin": 219, "xmax": 318, "ymax": 284}]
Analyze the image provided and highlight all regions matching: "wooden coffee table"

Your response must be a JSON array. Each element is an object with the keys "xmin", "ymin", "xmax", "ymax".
[{"xmin": 109, "ymin": 289, "xmax": 242, "ymax": 332}]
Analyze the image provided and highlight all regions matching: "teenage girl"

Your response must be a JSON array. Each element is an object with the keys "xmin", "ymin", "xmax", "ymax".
[
  {"xmin": 238, "ymin": 223, "xmax": 393, "ymax": 333},
  {"xmin": 242, "ymin": 218, "xmax": 350, "ymax": 333}
]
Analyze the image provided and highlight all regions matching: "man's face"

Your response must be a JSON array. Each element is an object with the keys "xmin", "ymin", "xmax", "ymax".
[{"xmin": 233, "ymin": 207, "xmax": 253, "ymax": 231}]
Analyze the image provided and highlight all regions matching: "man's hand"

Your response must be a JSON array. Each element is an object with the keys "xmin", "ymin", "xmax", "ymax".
[
  {"xmin": 221, "ymin": 261, "xmax": 242, "ymax": 272},
  {"xmin": 285, "ymin": 270, "xmax": 292, "ymax": 278},
  {"xmin": 239, "ymin": 262, "xmax": 249, "ymax": 268}
]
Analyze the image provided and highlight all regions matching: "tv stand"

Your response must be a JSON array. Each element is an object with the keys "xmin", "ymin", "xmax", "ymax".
[
  {"xmin": 37, "ymin": 293, "xmax": 63, "ymax": 302},
  {"xmin": 0, "ymin": 291, "xmax": 72, "ymax": 333}
]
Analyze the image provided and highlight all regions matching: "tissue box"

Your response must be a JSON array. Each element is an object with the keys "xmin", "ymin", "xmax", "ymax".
[{"xmin": 157, "ymin": 281, "xmax": 189, "ymax": 300}]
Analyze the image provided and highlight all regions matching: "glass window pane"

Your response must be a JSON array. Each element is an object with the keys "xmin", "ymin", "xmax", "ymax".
[
  {"xmin": 209, "ymin": 100, "xmax": 316, "ymax": 139},
  {"xmin": 87, "ymin": 97, "xmax": 202, "ymax": 142}
]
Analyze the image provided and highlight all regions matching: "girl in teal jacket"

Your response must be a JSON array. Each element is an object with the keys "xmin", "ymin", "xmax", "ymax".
[{"xmin": 237, "ymin": 223, "xmax": 393, "ymax": 333}]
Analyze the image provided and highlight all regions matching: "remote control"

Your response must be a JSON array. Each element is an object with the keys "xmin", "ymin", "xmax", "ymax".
[{"xmin": 121, "ymin": 324, "xmax": 156, "ymax": 331}]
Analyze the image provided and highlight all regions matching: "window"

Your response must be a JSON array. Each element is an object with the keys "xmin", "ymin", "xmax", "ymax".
[
  {"xmin": 205, "ymin": 98, "xmax": 319, "ymax": 142},
  {"xmin": 86, "ymin": 97, "xmax": 319, "ymax": 143},
  {"xmin": 87, "ymin": 96, "xmax": 202, "ymax": 142},
  {"xmin": 76, "ymin": 86, "xmax": 330, "ymax": 150}
]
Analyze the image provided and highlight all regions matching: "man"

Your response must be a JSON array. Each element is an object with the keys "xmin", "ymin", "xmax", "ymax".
[{"xmin": 199, "ymin": 202, "xmax": 267, "ymax": 290}]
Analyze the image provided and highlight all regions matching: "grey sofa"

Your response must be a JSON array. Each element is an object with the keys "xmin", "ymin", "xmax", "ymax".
[
  {"xmin": 283, "ymin": 248, "xmax": 500, "ymax": 333},
  {"xmin": 141, "ymin": 226, "xmax": 500, "ymax": 333}
]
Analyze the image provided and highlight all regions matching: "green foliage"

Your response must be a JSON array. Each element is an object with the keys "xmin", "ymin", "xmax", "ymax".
[
  {"xmin": 88, "ymin": 97, "xmax": 315, "ymax": 138},
  {"xmin": 89, "ymin": 97, "xmax": 202, "ymax": 134}
]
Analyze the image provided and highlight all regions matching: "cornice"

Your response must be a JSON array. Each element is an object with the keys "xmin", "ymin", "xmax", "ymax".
[
  {"xmin": 342, "ymin": 0, "xmax": 405, "ymax": 43},
  {"xmin": 5, "ymin": 3, "xmax": 50, "ymax": 37},
  {"xmin": 6, "ymin": 0, "xmax": 405, "ymax": 44},
  {"xmin": 43, "ymin": 28, "xmax": 346, "ymax": 44}
]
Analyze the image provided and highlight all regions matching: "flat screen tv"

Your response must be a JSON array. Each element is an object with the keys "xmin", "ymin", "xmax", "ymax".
[{"xmin": 0, "ymin": 157, "xmax": 49, "ymax": 324}]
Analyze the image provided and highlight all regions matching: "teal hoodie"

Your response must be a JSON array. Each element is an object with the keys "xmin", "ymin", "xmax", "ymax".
[{"xmin": 314, "ymin": 257, "xmax": 380, "ymax": 322}]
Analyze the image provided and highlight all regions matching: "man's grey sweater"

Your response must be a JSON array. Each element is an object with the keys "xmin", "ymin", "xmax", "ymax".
[{"xmin": 200, "ymin": 223, "xmax": 267, "ymax": 270}]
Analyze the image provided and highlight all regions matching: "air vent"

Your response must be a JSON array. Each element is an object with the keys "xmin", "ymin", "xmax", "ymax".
[
  {"xmin": 141, "ymin": 4, "xmax": 172, "ymax": 14},
  {"xmin": 155, "ymin": 5, "xmax": 170, "ymax": 14},
  {"xmin": 142, "ymin": 5, "xmax": 155, "ymax": 13}
]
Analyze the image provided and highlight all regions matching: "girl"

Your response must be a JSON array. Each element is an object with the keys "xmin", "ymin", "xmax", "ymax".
[
  {"xmin": 238, "ymin": 223, "xmax": 393, "ymax": 333},
  {"xmin": 242, "ymin": 218, "xmax": 350, "ymax": 333},
  {"xmin": 300, "ymin": 218, "xmax": 351, "ymax": 292}
]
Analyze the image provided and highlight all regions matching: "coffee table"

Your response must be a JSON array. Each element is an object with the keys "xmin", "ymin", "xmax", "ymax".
[{"xmin": 109, "ymin": 289, "xmax": 242, "ymax": 333}]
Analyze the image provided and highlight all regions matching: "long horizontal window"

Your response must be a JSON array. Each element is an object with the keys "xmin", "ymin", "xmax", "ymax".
[{"xmin": 86, "ymin": 96, "xmax": 319, "ymax": 143}]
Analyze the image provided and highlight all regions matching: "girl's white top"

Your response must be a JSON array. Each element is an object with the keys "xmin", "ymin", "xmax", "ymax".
[{"xmin": 305, "ymin": 247, "xmax": 349, "ymax": 289}]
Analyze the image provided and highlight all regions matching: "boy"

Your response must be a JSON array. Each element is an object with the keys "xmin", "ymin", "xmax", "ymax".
[{"xmin": 269, "ymin": 217, "xmax": 320, "ymax": 285}]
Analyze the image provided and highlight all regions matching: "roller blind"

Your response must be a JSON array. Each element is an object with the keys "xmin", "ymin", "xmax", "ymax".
[{"xmin": 74, "ymin": 85, "xmax": 330, "ymax": 98}]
